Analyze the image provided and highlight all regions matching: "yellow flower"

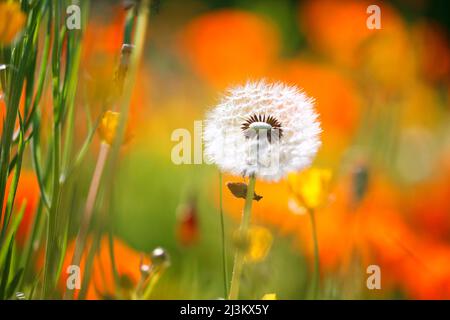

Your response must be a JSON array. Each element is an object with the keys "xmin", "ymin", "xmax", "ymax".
[
  {"xmin": 288, "ymin": 168, "xmax": 332, "ymax": 210},
  {"xmin": 233, "ymin": 225, "xmax": 273, "ymax": 263},
  {"xmin": 0, "ymin": 1, "xmax": 26, "ymax": 45},
  {"xmin": 97, "ymin": 111, "xmax": 132, "ymax": 145},
  {"xmin": 261, "ymin": 293, "xmax": 277, "ymax": 300}
]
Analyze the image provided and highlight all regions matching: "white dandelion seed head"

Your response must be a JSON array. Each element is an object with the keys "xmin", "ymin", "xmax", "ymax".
[{"xmin": 204, "ymin": 80, "xmax": 322, "ymax": 182}]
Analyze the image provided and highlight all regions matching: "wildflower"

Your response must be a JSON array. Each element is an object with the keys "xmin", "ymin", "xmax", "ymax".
[
  {"xmin": 97, "ymin": 110, "xmax": 132, "ymax": 145},
  {"xmin": 299, "ymin": 0, "xmax": 403, "ymax": 67},
  {"xmin": 243, "ymin": 226, "xmax": 273, "ymax": 263},
  {"xmin": 0, "ymin": 1, "xmax": 26, "ymax": 45},
  {"xmin": 288, "ymin": 168, "xmax": 332, "ymax": 210},
  {"xmin": 45, "ymin": 236, "xmax": 149, "ymax": 299},
  {"xmin": 275, "ymin": 60, "xmax": 361, "ymax": 156},
  {"xmin": 150, "ymin": 247, "xmax": 170, "ymax": 270},
  {"xmin": 176, "ymin": 198, "xmax": 199, "ymax": 247},
  {"xmin": 179, "ymin": 10, "xmax": 279, "ymax": 88},
  {"xmin": 4, "ymin": 170, "xmax": 39, "ymax": 246},
  {"xmin": 204, "ymin": 81, "xmax": 321, "ymax": 182},
  {"xmin": 261, "ymin": 293, "xmax": 277, "ymax": 300}
]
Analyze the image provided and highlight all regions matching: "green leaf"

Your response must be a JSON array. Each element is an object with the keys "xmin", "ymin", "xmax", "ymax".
[
  {"xmin": 0, "ymin": 203, "xmax": 25, "ymax": 267},
  {"xmin": 6, "ymin": 268, "xmax": 24, "ymax": 299},
  {"xmin": 0, "ymin": 240, "xmax": 14, "ymax": 299}
]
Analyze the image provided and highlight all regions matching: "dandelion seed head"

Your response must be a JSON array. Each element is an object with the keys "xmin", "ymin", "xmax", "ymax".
[{"xmin": 204, "ymin": 80, "xmax": 322, "ymax": 181}]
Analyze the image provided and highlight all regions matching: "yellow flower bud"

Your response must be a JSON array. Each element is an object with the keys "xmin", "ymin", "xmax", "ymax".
[
  {"xmin": 0, "ymin": 2, "xmax": 26, "ymax": 45},
  {"xmin": 97, "ymin": 111, "xmax": 131, "ymax": 145},
  {"xmin": 234, "ymin": 226, "xmax": 273, "ymax": 263},
  {"xmin": 261, "ymin": 293, "xmax": 277, "ymax": 300},
  {"xmin": 288, "ymin": 168, "xmax": 332, "ymax": 210}
]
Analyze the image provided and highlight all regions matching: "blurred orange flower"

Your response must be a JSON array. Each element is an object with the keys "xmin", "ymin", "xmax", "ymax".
[
  {"xmin": 220, "ymin": 169, "xmax": 450, "ymax": 298},
  {"xmin": 80, "ymin": 7, "xmax": 150, "ymax": 142},
  {"xmin": 300, "ymin": 0, "xmax": 405, "ymax": 68},
  {"xmin": 3, "ymin": 170, "xmax": 40, "ymax": 246},
  {"xmin": 403, "ymin": 170, "xmax": 450, "ymax": 243},
  {"xmin": 176, "ymin": 199, "xmax": 199, "ymax": 247},
  {"xmin": 179, "ymin": 10, "xmax": 279, "ymax": 89},
  {"xmin": 273, "ymin": 60, "xmax": 361, "ymax": 154},
  {"xmin": 288, "ymin": 168, "xmax": 332, "ymax": 210},
  {"xmin": 59, "ymin": 236, "xmax": 147, "ymax": 300},
  {"xmin": 0, "ymin": 1, "xmax": 26, "ymax": 45},
  {"xmin": 82, "ymin": 10, "xmax": 124, "ymax": 105},
  {"xmin": 401, "ymin": 242, "xmax": 450, "ymax": 299},
  {"xmin": 412, "ymin": 22, "xmax": 450, "ymax": 84},
  {"xmin": 357, "ymin": 23, "xmax": 416, "ymax": 93}
]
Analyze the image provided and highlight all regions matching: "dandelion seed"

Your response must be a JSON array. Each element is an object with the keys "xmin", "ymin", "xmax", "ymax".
[{"xmin": 204, "ymin": 80, "xmax": 321, "ymax": 181}]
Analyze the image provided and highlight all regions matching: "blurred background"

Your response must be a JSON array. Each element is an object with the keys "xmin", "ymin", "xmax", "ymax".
[{"xmin": 15, "ymin": 0, "xmax": 450, "ymax": 299}]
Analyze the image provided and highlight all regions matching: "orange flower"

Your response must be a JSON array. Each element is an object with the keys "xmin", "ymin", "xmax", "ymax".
[
  {"xmin": 412, "ymin": 22, "xmax": 450, "ymax": 84},
  {"xmin": 3, "ymin": 170, "xmax": 40, "ymax": 246},
  {"xmin": 357, "ymin": 24, "xmax": 416, "ymax": 93},
  {"xmin": 273, "ymin": 60, "xmax": 361, "ymax": 155},
  {"xmin": 59, "ymin": 236, "xmax": 148, "ymax": 300},
  {"xmin": 400, "ymin": 242, "xmax": 450, "ymax": 299},
  {"xmin": 0, "ymin": 1, "xmax": 26, "ymax": 45},
  {"xmin": 0, "ymin": 85, "xmax": 27, "ymax": 136},
  {"xmin": 80, "ymin": 7, "xmax": 149, "ymax": 137},
  {"xmin": 220, "ymin": 169, "xmax": 442, "ymax": 298},
  {"xmin": 176, "ymin": 199, "xmax": 199, "ymax": 247},
  {"xmin": 179, "ymin": 10, "xmax": 279, "ymax": 89},
  {"xmin": 403, "ymin": 170, "xmax": 450, "ymax": 243},
  {"xmin": 300, "ymin": 0, "xmax": 404, "ymax": 68}
]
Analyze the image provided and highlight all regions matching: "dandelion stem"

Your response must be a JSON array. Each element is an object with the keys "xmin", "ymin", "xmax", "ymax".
[
  {"xmin": 228, "ymin": 174, "xmax": 256, "ymax": 300},
  {"xmin": 219, "ymin": 172, "xmax": 228, "ymax": 298},
  {"xmin": 308, "ymin": 208, "xmax": 320, "ymax": 299}
]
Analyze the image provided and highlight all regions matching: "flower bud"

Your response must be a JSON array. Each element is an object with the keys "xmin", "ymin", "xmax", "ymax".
[
  {"xmin": 150, "ymin": 247, "xmax": 170, "ymax": 270},
  {"xmin": 97, "ymin": 110, "xmax": 132, "ymax": 145}
]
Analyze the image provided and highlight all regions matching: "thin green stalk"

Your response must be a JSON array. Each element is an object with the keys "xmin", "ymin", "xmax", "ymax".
[
  {"xmin": 308, "ymin": 208, "xmax": 320, "ymax": 300},
  {"xmin": 219, "ymin": 172, "xmax": 228, "ymax": 298},
  {"xmin": 43, "ymin": 123, "xmax": 61, "ymax": 298},
  {"xmin": 228, "ymin": 174, "xmax": 256, "ymax": 300},
  {"xmin": 77, "ymin": 232, "xmax": 100, "ymax": 300},
  {"xmin": 20, "ymin": 139, "xmax": 53, "ymax": 288},
  {"xmin": 0, "ymin": 125, "xmax": 25, "ymax": 241},
  {"xmin": 142, "ymin": 269, "xmax": 163, "ymax": 300},
  {"xmin": 43, "ymin": 0, "xmax": 63, "ymax": 297},
  {"xmin": 65, "ymin": 142, "xmax": 110, "ymax": 300}
]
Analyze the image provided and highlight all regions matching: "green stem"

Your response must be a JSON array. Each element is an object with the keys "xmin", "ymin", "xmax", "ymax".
[
  {"xmin": 218, "ymin": 172, "xmax": 228, "ymax": 298},
  {"xmin": 228, "ymin": 174, "xmax": 256, "ymax": 300},
  {"xmin": 142, "ymin": 269, "xmax": 163, "ymax": 300},
  {"xmin": 308, "ymin": 208, "xmax": 320, "ymax": 299},
  {"xmin": 65, "ymin": 143, "xmax": 109, "ymax": 300}
]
